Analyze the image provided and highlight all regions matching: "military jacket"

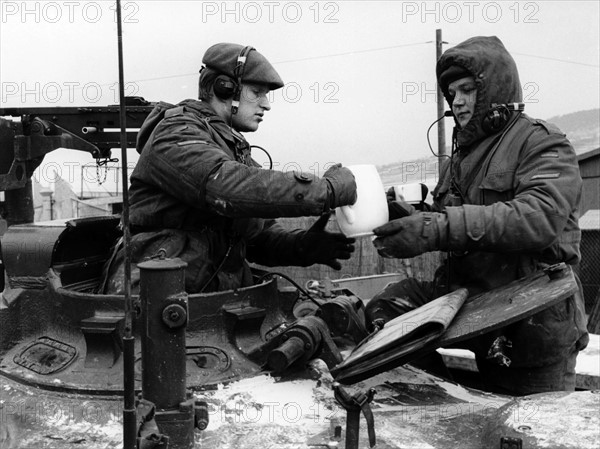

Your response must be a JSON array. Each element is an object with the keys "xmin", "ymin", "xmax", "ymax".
[
  {"xmin": 113, "ymin": 100, "xmax": 332, "ymax": 293},
  {"xmin": 432, "ymin": 114, "xmax": 589, "ymax": 366},
  {"xmin": 434, "ymin": 113, "xmax": 582, "ymax": 293}
]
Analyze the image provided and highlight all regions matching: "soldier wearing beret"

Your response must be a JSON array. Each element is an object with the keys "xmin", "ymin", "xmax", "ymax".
[
  {"xmin": 104, "ymin": 43, "xmax": 357, "ymax": 294},
  {"xmin": 365, "ymin": 36, "xmax": 588, "ymax": 395}
]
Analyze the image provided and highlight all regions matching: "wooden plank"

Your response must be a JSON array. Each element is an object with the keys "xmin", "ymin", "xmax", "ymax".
[{"xmin": 328, "ymin": 273, "xmax": 404, "ymax": 300}]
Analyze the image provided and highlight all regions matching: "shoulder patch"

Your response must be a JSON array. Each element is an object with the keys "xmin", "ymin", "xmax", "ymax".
[
  {"xmin": 176, "ymin": 140, "xmax": 209, "ymax": 147},
  {"xmin": 531, "ymin": 172, "xmax": 560, "ymax": 180},
  {"xmin": 164, "ymin": 106, "xmax": 185, "ymax": 118},
  {"xmin": 540, "ymin": 151, "xmax": 559, "ymax": 158}
]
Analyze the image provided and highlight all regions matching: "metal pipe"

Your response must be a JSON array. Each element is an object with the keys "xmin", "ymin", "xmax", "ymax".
[
  {"xmin": 115, "ymin": 1, "xmax": 136, "ymax": 447},
  {"xmin": 139, "ymin": 257, "xmax": 195, "ymax": 449},
  {"xmin": 139, "ymin": 258, "xmax": 188, "ymax": 408},
  {"xmin": 436, "ymin": 28, "xmax": 447, "ymax": 177},
  {"xmin": 122, "ymin": 335, "xmax": 136, "ymax": 449},
  {"xmin": 267, "ymin": 336, "xmax": 306, "ymax": 372}
]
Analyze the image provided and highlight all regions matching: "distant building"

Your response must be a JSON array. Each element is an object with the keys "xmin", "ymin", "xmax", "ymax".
[
  {"xmin": 578, "ymin": 147, "xmax": 600, "ymax": 215},
  {"xmin": 576, "ymin": 148, "xmax": 600, "ymax": 318},
  {"xmin": 33, "ymin": 176, "xmax": 122, "ymax": 221}
]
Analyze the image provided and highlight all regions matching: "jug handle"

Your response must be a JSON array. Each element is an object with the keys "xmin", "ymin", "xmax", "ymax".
[{"xmin": 339, "ymin": 205, "xmax": 355, "ymax": 224}]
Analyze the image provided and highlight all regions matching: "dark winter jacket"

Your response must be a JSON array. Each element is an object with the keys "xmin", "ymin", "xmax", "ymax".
[
  {"xmin": 434, "ymin": 36, "xmax": 588, "ymax": 366},
  {"xmin": 105, "ymin": 99, "xmax": 337, "ymax": 293}
]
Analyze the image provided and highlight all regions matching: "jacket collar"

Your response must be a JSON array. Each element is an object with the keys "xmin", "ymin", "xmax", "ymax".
[
  {"xmin": 177, "ymin": 99, "xmax": 240, "ymax": 145},
  {"xmin": 178, "ymin": 99, "xmax": 251, "ymax": 163}
]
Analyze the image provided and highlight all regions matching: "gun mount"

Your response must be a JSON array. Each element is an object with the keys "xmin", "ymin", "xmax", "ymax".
[
  {"xmin": 0, "ymin": 98, "xmax": 375, "ymax": 448},
  {"xmin": 0, "ymin": 97, "xmax": 154, "ymax": 227}
]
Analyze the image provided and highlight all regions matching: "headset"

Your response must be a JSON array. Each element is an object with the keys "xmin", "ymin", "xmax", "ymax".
[
  {"xmin": 481, "ymin": 102, "xmax": 525, "ymax": 134},
  {"xmin": 427, "ymin": 103, "xmax": 525, "ymax": 159},
  {"xmin": 213, "ymin": 45, "xmax": 255, "ymax": 115}
]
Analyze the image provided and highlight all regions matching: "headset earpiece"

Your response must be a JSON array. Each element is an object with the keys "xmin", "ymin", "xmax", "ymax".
[
  {"xmin": 213, "ymin": 75, "xmax": 237, "ymax": 99},
  {"xmin": 211, "ymin": 45, "xmax": 255, "ymax": 114},
  {"xmin": 482, "ymin": 104, "xmax": 511, "ymax": 134},
  {"xmin": 481, "ymin": 103, "xmax": 524, "ymax": 134}
]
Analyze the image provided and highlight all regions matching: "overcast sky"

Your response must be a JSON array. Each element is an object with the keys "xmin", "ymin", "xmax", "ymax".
[{"xmin": 1, "ymin": 0, "xmax": 599, "ymax": 192}]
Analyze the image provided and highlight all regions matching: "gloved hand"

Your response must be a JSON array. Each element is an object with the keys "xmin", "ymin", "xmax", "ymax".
[
  {"xmin": 373, "ymin": 212, "xmax": 448, "ymax": 259},
  {"xmin": 322, "ymin": 164, "xmax": 357, "ymax": 210},
  {"xmin": 296, "ymin": 213, "xmax": 356, "ymax": 270}
]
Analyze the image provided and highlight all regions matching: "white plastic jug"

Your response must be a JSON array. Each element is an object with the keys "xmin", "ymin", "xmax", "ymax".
[{"xmin": 335, "ymin": 164, "xmax": 389, "ymax": 237}]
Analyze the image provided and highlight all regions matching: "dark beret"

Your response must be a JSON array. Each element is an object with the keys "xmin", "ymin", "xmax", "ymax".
[
  {"xmin": 202, "ymin": 43, "xmax": 284, "ymax": 90},
  {"xmin": 439, "ymin": 65, "xmax": 472, "ymax": 92}
]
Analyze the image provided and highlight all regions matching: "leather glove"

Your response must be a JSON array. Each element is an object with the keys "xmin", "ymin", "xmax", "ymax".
[
  {"xmin": 373, "ymin": 212, "xmax": 448, "ymax": 259},
  {"xmin": 295, "ymin": 213, "xmax": 356, "ymax": 270},
  {"xmin": 322, "ymin": 164, "xmax": 357, "ymax": 210}
]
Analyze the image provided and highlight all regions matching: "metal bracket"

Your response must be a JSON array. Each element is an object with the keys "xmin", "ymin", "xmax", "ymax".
[{"xmin": 332, "ymin": 383, "xmax": 376, "ymax": 449}]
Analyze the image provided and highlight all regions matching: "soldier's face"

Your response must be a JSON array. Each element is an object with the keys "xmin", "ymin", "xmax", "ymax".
[
  {"xmin": 448, "ymin": 76, "xmax": 477, "ymax": 129},
  {"xmin": 232, "ymin": 83, "xmax": 271, "ymax": 132}
]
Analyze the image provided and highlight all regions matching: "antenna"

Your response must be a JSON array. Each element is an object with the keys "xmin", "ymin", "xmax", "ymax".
[
  {"xmin": 436, "ymin": 29, "xmax": 448, "ymax": 177},
  {"xmin": 115, "ymin": 1, "xmax": 136, "ymax": 448}
]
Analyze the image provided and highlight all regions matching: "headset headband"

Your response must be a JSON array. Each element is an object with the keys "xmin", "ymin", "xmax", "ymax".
[{"xmin": 231, "ymin": 46, "xmax": 255, "ymax": 114}]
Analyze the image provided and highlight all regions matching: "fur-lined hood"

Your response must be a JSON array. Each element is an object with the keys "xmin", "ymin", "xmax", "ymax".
[{"xmin": 436, "ymin": 36, "xmax": 522, "ymax": 147}]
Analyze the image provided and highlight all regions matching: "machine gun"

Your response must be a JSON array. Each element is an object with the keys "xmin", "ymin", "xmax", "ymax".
[
  {"xmin": 0, "ymin": 96, "xmax": 352, "ymax": 448},
  {"xmin": 0, "ymin": 96, "xmax": 379, "ymax": 449},
  {"xmin": 0, "ymin": 97, "xmax": 155, "ymax": 226}
]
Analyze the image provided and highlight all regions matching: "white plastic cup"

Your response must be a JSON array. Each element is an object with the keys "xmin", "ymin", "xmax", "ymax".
[{"xmin": 335, "ymin": 164, "xmax": 389, "ymax": 237}]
